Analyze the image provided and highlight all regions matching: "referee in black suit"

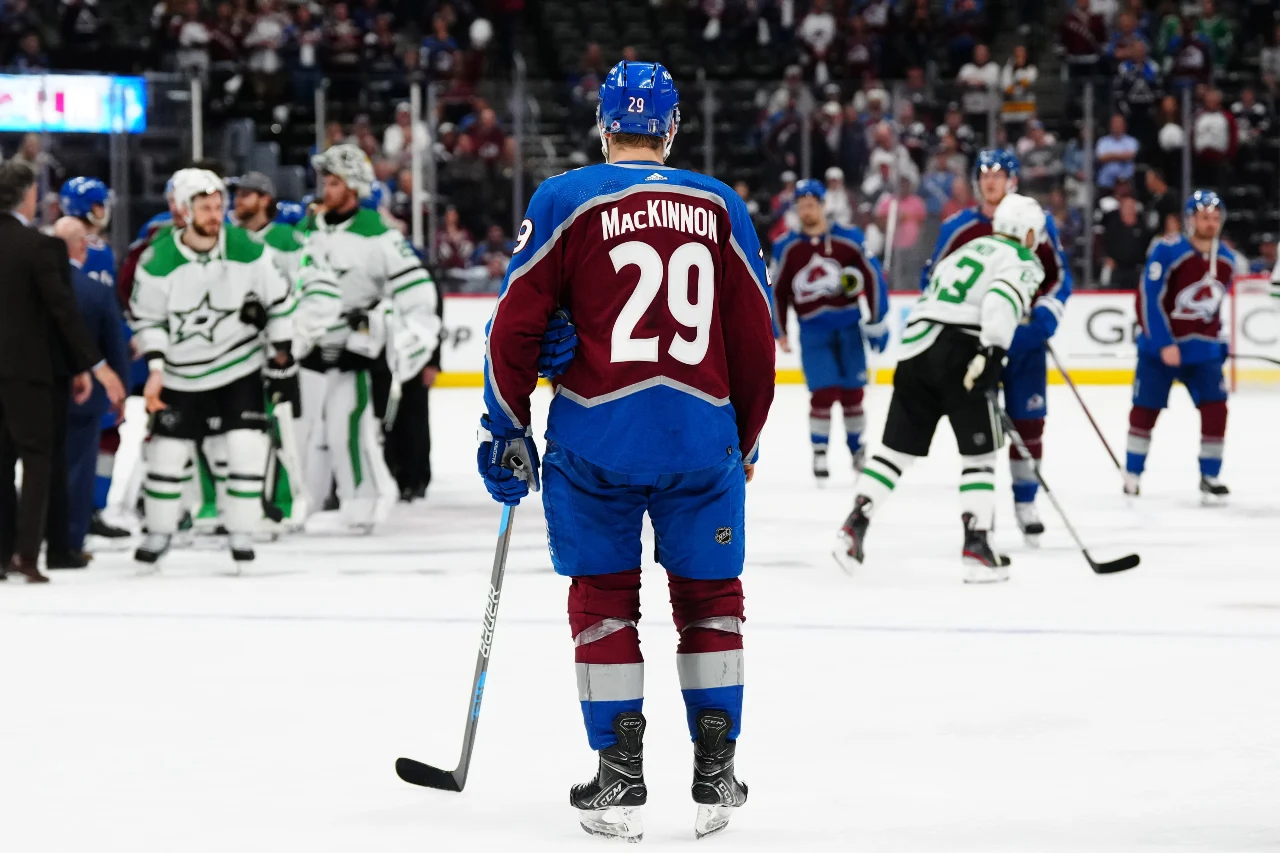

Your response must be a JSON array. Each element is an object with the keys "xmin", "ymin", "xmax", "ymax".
[{"xmin": 0, "ymin": 161, "xmax": 124, "ymax": 583}]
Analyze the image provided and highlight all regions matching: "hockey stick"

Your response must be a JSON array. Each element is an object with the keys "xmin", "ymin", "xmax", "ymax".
[
  {"xmin": 395, "ymin": 499, "xmax": 517, "ymax": 792},
  {"xmin": 260, "ymin": 393, "xmax": 285, "ymax": 524},
  {"xmin": 991, "ymin": 394, "xmax": 1139, "ymax": 575},
  {"xmin": 1046, "ymin": 344, "xmax": 1123, "ymax": 472},
  {"xmin": 1227, "ymin": 352, "xmax": 1280, "ymax": 367}
]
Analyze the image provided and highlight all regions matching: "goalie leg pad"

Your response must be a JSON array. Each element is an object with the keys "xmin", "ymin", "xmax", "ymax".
[
  {"xmin": 143, "ymin": 436, "xmax": 191, "ymax": 534},
  {"xmin": 669, "ymin": 573, "xmax": 745, "ymax": 740},
  {"xmin": 569, "ymin": 569, "xmax": 643, "ymax": 750}
]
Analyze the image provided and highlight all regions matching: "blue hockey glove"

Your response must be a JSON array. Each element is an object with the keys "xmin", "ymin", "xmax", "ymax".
[
  {"xmin": 538, "ymin": 309, "xmax": 578, "ymax": 379},
  {"xmin": 477, "ymin": 414, "xmax": 541, "ymax": 506},
  {"xmin": 862, "ymin": 319, "xmax": 890, "ymax": 353}
]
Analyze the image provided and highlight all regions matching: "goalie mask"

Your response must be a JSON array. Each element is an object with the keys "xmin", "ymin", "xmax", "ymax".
[{"xmin": 310, "ymin": 143, "xmax": 375, "ymax": 199}]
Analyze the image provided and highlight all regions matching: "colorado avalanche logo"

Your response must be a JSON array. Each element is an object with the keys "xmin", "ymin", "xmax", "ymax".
[
  {"xmin": 1170, "ymin": 276, "xmax": 1225, "ymax": 322},
  {"xmin": 792, "ymin": 254, "xmax": 845, "ymax": 304}
]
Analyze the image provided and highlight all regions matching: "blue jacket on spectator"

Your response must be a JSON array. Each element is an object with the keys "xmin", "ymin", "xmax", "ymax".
[{"xmin": 68, "ymin": 261, "xmax": 129, "ymax": 419}]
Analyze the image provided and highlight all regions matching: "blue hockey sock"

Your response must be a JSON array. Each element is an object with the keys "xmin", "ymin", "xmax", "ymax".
[
  {"xmin": 1199, "ymin": 456, "xmax": 1223, "ymax": 478},
  {"xmin": 1011, "ymin": 478, "xmax": 1039, "ymax": 504},
  {"xmin": 580, "ymin": 692, "xmax": 644, "ymax": 750},
  {"xmin": 93, "ymin": 474, "xmax": 112, "ymax": 511},
  {"xmin": 1126, "ymin": 452, "xmax": 1147, "ymax": 476},
  {"xmin": 678, "ymin": 653, "xmax": 744, "ymax": 740},
  {"xmin": 845, "ymin": 431, "xmax": 862, "ymax": 456}
]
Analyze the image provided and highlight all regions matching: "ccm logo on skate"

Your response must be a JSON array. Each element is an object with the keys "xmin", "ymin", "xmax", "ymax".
[
  {"xmin": 479, "ymin": 584, "xmax": 500, "ymax": 658},
  {"xmin": 715, "ymin": 527, "xmax": 733, "ymax": 545}
]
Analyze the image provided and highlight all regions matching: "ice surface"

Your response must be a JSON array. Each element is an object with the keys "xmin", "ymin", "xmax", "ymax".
[{"xmin": 2, "ymin": 385, "xmax": 1278, "ymax": 852}]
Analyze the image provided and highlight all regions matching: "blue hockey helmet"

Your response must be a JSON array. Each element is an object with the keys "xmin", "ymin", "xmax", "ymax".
[
  {"xmin": 60, "ymin": 176, "xmax": 112, "ymax": 227},
  {"xmin": 301, "ymin": 193, "xmax": 316, "ymax": 209},
  {"xmin": 794, "ymin": 178, "xmax": 826, "ymax": 202},
  {"xmin": 597, "ymin": 60, "xmax": 680, "ymax": 160},
  {"xmin": 274, "ymin": 201, "xmax": 306, "ymax": 225},
  {"xmin": 361, "ymin": 180, "xmax": 389, "ymax": 211},
  {"xmin": 1184, "ymin": 189, "xmax": 1225, "ymax": 218},
  {"xmin": 975, "ymin": 148, "xmax": 1020, "ymax": 186}
]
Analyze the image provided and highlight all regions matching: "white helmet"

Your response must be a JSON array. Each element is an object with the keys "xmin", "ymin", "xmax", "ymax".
[
  {"xmin": 170, "ymin": 168, "xmax": 226, "ymax": 220},
  {"xmin": 992, "ymin": 193, "xmax": 1046, "ymax": 249},
  {"xmin": 310, "ymin": 143, "xmax": 374, "ymax": 199}
]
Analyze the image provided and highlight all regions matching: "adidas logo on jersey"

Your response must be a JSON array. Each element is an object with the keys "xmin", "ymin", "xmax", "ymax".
[{"xmin": 644, "ymin": 172, "xmax": 667, "ymax": 181}]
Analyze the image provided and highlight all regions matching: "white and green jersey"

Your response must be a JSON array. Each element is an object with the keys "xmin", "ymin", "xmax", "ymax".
[
  {"xmin": 294, "ymin": 208, "xmax": 437, "ymax": 360},
  {"xmin": 131, "ymin": 225, "xmax": 295, "ymax": 392},
  {"xmin": 247, "ymin": 220, "xmax": 305, "ymax": 291},
  {"xmin": 899, "ymin": 234, "xmax": 1044, "ymax": 360}
]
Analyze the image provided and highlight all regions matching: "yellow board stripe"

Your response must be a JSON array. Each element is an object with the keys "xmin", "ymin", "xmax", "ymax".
[{"xmin": 432, "ymin": 368, "xmax": 1280, "ymax": 389}]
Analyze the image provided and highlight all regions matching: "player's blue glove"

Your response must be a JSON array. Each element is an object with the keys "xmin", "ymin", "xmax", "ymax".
[
  {"xmin": 477, "ymin": 414, "xmax": 541, "ymax": 505},
  {"xmin": 862, "ymin": 320, "xmax": 889, "ymax": 353},
  {"xmin": 538, "ymin": 308, "xmax": 578, "ymax": 379}
]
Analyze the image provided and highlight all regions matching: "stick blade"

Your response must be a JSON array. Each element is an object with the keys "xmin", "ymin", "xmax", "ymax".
[
  {"xmin": 1090, "ymin": 553, "xmax": 1140, "ymax": 575},
  {"xmin": 396, "ymin": 757, "xmax": 463, "ymax": 792}
]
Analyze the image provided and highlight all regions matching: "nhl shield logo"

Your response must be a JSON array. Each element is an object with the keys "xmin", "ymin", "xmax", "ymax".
[{"xmin": 715, "ymin": 527, "xmax": 733, "ymax": 545}]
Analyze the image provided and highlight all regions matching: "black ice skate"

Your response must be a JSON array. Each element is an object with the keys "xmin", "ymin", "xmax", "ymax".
[
  {"xmin": 812, "ymin": 446, "xmax": 829, "ymax": 480},
  {"xmin": 1199, "ymin": 475, "xmax": 1229, "ymax": 506},
  {"xmin": 134, "ymin": 533, "xmax": 172, "ymax": 571},
  {"xmin": 961, "ymin": 512, "xmax": 1010, "ymax": 584},
  {"xmin": 691, "ymin": 709, "xmax": 748, "ymax": 840},
  {"xmin": 570, "ymin": 711, "xmax": 647, "ymax": 843},
  {"xmin": 833, "ymin": 496, "xmax": 871, "ymax": 575},
  {"xmin": 1014, "ymin": 501, "xmax": 1044, "ymax": 547},
  {"xmin": 229, "ymin": 533, "xmax": 255, "ymax": 567},
  {"xmin": 89, "ymin": 511, "xmax": 130, "ymax": 538}
]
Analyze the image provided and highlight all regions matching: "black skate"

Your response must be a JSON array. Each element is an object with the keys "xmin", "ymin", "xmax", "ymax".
[
  {"xmin": 812, "ymin": 446, "xmax": 829, "ymax": 480},
  {"xmin": 89, "ymin": 511, "xmax": 130, "ymax": 538},
  {"xmin": 961, "ymin": 512, "xmax": 1010, "ymax": 584},
  {"xmin": 134, "ymin": 533, "xmax": 172, "ymax": 572},
  {"xmin": 833, "ymin": 496, "xmax": 871, "ymax": 575},
  {"xmin": 570, "ymin": 711, "xmax": 647, "ymax": 843},
  {"xmin": 691, "ymin": 710, "xmax": 748, "ymax": 840},
  {"xmin": 1014, "ymin": 501, "xmax": 1044, "ymax": 547},
  {"xmin": 1199, "ymin": 476, "xmax": 1229, "ymax": 506},
  {"xmin": 229, "ymin": 533, "xmax": 255, "ymax": 569}
]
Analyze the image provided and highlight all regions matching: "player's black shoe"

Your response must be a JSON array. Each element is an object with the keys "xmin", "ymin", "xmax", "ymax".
[
  {"xmin": 812, "ymin": 446, "xmax": 829, "ymax": 480},
  {"xmin": 962, "ymin": 512, "xmax": 1010, "ymax": 584},
  {"xmin": 134, "ymin": 533, "xmax": 172, "ymax": 570},
  {"xmin": 570, "ymin": 711, "xmax": 647, "ymax": 843},
  {"xmin": 833, "ymin": 496, "xmax": 872, "ymax": 574},
  {"xmin": 1199, "ymin": 475, "xmax": 1229, "ymax": 505},
  {"xmin": 89, "ymin": 511, "xmax": 130, "ymax": 538},
  {"xmin": 691, "ymin": 710, "xmax": 748, "ymax": 839},
  {"xmin": 1014, "ymin": 501, "xmax": 1044, "ymax": 547}
]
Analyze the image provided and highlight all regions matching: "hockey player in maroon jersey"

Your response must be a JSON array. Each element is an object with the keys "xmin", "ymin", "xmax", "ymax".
[
  {"xmin": 478, "ymin": 61, "xmax": 775, "ymax": 841},
  {"xmin": 1126, "ymin": 190, "xmax": 1234, "ymax": 502},
  {"xmin": 770, "ymin": 178, "xmax": 889, "ymax": 480}
]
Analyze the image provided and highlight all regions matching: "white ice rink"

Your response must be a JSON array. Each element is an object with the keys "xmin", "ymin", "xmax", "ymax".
[{"xmin": 2, "ymin": 384, "xmax": 1278, "ymax": 852}]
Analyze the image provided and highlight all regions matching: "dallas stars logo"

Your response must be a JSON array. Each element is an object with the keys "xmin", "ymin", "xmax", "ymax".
[{"xmin": 173, "ymin": 293, "xmax": 236, "ymax": 344}]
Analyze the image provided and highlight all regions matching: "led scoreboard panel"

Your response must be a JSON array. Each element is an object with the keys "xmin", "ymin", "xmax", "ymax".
[{"xmin": 0, "ymin": 74, "xmax": 147, "ymax": 134}]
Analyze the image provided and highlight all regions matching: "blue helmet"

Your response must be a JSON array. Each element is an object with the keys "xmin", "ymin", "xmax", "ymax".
[
  {"xmin": 274, "ymin": 201, "xmax": 306, "ymax": 225},
  {"xmin": 975, "ymin": 149, "xmax": 1020, "ymax": 185},
  {"xmin": 1184, "ymin": 189, "xmax": 1225, "ymax": 218},
  {"xmin": 300, "ymin": 193, "xmax": 316, "ymax": 209},
  {"xmin": 794, "ymin": 178, "xmax": 826, "ymax": 202},
  {"xmin": 597, "ymin": 60, "xmax": 680, "ymax": 158},
  {"xmin": 361, "ymin": 180, "xmax": 389, "ymax": 211},
  {"xmin": 60, "ymin": 177, "xmax": 112, "ymax": 227}
]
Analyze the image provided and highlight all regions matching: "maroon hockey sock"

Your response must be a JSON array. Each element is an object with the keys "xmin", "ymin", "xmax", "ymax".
[
  {"xmin": 668, "ymin": 573, "xmax": 745, "ymax": 655},
  {"xmin": 810, "ymin": 387, "xmax": 839, "ymax": 445},
  {"xmin": 1198, "ymin": 400, "xmax": 1227, "ymax": 475},
  {"xmin": 1009, "ymin": 418, "xmax": 1044, "ymax": 462},
  {"xmin": 568, "ymin": 568, "xmax": 643, "ymax": 666}
]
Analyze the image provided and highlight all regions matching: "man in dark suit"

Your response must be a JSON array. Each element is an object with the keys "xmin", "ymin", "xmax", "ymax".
[
  {"xmin": 54, "ymin": 217, "xmax": 131, "ymax": 568},
  {"xmin": 0, "ymin": 161, "xmax": 123, "ymax": 583}
]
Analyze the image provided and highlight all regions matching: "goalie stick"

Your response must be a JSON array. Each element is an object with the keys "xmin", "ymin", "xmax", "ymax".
[
  {"xmin": 395, "ymin": 500, "xmax": 517, "ymax": 792},
  {"xmin": 992, "ymin": 394, "xmax": 1140, "ymax": 575}
]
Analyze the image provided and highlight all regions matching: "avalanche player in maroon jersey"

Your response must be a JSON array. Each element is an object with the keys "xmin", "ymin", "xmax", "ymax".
[
  {"xmin": 1125, "ymin": 190, "xmax": 1233, "ymax": 503},
  {"xmin": 918, "ymin": 149, "xmax": 1072, "ymax": 544},
  {"xmin": 479, "ymin": 61, "xmax": 774, "ymax": 842},
  {"xmin": 771, "ymin": 178, "xmax": 889, "ymax": 480}
]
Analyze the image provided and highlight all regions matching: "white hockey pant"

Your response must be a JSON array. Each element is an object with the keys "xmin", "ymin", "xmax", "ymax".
[{"xmin": 300, "ymin": 368, "xmax": 395, "ymax": 526}]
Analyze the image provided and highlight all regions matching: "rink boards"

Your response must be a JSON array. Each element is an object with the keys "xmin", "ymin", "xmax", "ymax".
[{"xmin": 435, "ymin": 281, "xmax": 1280, "ymax": 387}]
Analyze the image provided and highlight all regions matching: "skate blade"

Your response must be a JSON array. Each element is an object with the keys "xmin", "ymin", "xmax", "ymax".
[
  {"xmin": 1200, "ymin": 493, "xmax": 1228, "ymax": 507},
  {"xmin": 695, "ymin": 804, "xmax": 737, "ymax": 840},
  {"xmin": 1021, "ymin": 532, "xmax": 1041, "ymax": 549},
  {"xmin": 832, "ymin": 533, "xmax": 860, "ymax": 576},
  {"xmin": 963, "ymin": 559, "xmax": 1010, "ymax": 584},
  {"xmin": 578, "ymin": 806, "xmax": 643, "ymax": 843}
]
